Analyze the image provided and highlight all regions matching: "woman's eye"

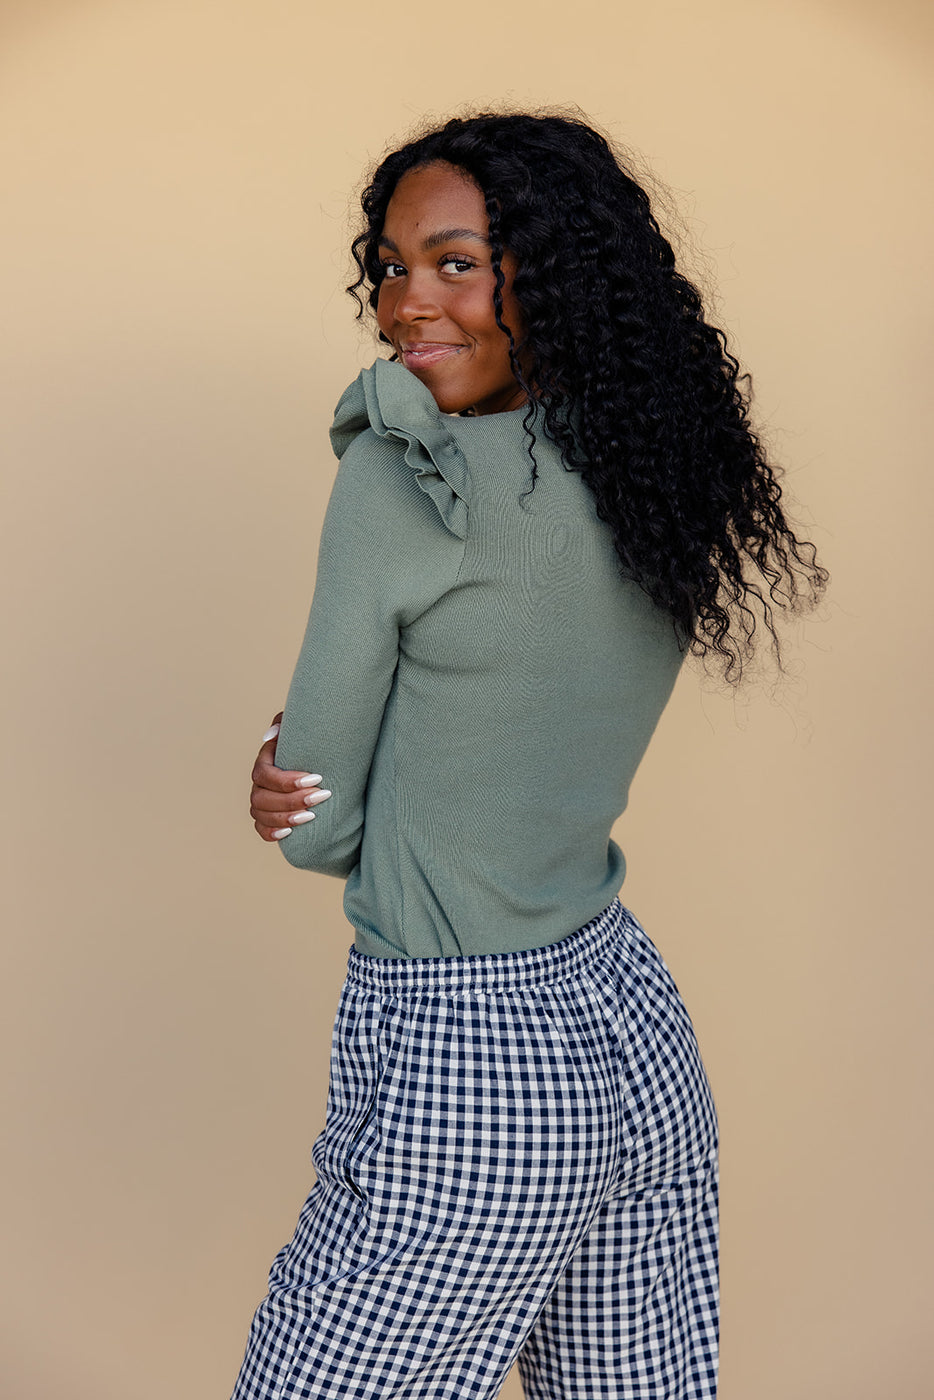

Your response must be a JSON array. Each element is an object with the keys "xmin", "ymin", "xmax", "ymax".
[
  {"xmin": 380, "ymin": 261, "xmax": 406, "ymax": 279},
  {"xmin": 440, "ymin": 257, "xmax": 475, "ymax": 274}
]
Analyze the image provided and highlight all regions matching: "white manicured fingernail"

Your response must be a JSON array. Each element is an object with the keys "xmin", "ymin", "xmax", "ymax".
[
  {"xmin": 295, "ymin": 774, "xmax": 324, "ymax": 788},
  {"xmin": 272, "ymin": 827, "xmax": 292, "ymax": 839},
  {"xmin": 262, "ymin": 724, "xmax": 280, "ymax": 741},
  {"xmin": 288, "ymin": 811, "xmax": 316, "ymax": 824},
  {"xmin": 304, "ymin": 789, "xmax": 332, "ymax": 807}
]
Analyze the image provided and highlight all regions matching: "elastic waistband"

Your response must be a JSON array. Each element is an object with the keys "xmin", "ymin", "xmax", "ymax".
[{"xmin": 345, "ymin": 900, "xmax": 638, "ymax": 997}]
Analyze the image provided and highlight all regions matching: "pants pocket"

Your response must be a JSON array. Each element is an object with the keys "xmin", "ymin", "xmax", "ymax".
[
  {"xmin": 312, "ymin": 983, "xmax": 388, "ymax": 1197},
  {"xmin": 344, "ymin": 1068, "xmax": 384, "ymax": 1199}
]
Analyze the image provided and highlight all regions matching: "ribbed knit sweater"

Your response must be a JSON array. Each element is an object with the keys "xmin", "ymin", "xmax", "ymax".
[{"xmin": 276, "ymin": 359, "xmax": 684, "ymax": 958}]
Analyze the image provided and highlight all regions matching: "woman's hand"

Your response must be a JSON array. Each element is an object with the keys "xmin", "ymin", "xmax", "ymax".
[{"xmin": 250, "ymin": 712, "xmax": 332, "ymax": 841}]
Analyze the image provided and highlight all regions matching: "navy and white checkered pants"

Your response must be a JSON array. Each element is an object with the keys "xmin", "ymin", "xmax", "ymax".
[{"xmin": 231, "ymin": 901, "xmax": 718, "ymax": 1398}]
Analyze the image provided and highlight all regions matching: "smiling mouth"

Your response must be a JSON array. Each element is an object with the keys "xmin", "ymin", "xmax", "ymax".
[{"xmin": 399, "ymin": 343, "xmax": 465, "ymax": 370}]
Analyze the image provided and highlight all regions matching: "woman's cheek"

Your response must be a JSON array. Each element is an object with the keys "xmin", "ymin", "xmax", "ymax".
[{"xmin": 375, "ymin": 284, "xmax": 394, "ymax": 337}]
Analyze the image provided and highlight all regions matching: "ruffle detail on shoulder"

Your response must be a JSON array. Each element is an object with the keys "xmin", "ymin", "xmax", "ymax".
[{"xmin": 329, "ymin": 359, "xmax": 470, "ymax": 539}]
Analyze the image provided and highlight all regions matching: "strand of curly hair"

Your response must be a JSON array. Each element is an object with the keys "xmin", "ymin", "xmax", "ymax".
[{"xmin": 348, "ymin": 111, "xmax": 828, "ymax": 681}]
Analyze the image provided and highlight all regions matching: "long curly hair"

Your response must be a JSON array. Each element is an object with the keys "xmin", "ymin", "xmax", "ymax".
[{"xmin": 348, "ymin": 111, "xmax": 827, "ymax": 680}]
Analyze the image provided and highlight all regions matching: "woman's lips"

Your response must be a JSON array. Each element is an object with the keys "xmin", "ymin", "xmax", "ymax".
[{"xmin": 400, "ymin": 343, "xmax": 464, "ymax": 370}]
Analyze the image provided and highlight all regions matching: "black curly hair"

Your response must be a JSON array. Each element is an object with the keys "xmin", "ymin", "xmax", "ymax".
[{"xmin": 348, "ymin": 110, "xmax": 827, "ymax": 681}]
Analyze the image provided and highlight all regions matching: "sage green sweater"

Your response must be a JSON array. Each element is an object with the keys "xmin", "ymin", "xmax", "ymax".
[{"xmin": 276, "ymin": 359, "xmax": 684, "ymax": 958}]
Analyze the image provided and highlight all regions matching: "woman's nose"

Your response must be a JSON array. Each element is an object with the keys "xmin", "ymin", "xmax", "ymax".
[{"xmin": 392, "ymin": 271, "xmax": 440, "ymax": 323}]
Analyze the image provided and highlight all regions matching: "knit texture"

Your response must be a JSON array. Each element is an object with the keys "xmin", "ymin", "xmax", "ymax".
[{"xmin": 277, "ymin": 360, "xmax": 684, "ymax": 957}]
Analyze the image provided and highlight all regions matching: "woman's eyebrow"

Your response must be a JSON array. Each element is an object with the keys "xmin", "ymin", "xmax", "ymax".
[
  {"xmin": 423, "ymin": 227, "xmax": 489, "ymax": 250},
  {"xmin": 378, "ymin": 228, "xmax": 490, "ymax": 254}
]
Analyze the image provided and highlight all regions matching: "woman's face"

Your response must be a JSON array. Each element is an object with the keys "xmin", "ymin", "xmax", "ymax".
[{"xmin": 375, "ymin": 161, "xmax": 526, "ymax": 416}]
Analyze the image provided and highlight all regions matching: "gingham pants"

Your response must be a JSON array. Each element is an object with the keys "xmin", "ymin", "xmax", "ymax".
[{"xmin": 231, "ymin": 901, "xmax": 718, "ymax": 1399}]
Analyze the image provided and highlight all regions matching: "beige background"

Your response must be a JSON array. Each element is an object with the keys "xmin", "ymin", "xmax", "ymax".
[{"xmin": 2, "ymin": 1, "xmax": 932, "ymax": 1396}]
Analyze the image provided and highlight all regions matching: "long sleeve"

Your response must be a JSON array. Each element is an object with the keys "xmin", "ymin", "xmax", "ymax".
[{"xmin": 275, "ymin": 423, "xmax": 468, "ymax": 878}]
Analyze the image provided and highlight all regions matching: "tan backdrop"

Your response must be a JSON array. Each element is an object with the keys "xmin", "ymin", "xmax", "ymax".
[{"xmin": 3, "ymin": 1, "xmax": 931, "ymax": 1396}]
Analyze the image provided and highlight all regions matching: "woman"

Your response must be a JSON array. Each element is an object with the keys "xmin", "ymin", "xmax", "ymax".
[{"xmin": 232, "ymin": 112, "xmax": 826, "ymax": 1399}]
